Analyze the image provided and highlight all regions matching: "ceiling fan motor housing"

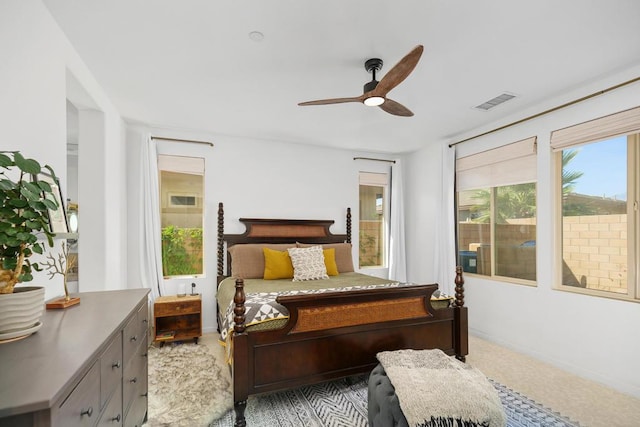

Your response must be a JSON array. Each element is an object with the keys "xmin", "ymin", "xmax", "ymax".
[{"xmin": 364, "ymin": 58, "xmax": 383, "ymax": 93}]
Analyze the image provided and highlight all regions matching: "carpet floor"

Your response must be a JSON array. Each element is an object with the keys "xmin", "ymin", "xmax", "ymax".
[{"xmin": 145, "ymin": 341, "xmax": 581, "ymax": 427}]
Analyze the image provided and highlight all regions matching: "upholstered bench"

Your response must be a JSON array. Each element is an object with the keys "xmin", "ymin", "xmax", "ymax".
[
  {"xmin": 368, "ymin": 349, "xmax": 506, "ymax": 427},
  {"xmin": 368, "ymin": 362, "xmax": 409, "ymax": 427}
]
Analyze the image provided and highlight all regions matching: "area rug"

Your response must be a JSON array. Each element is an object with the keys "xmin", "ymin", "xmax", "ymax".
[
  {"xmin": 145, "ymin": 342, "xmax": 580, "ymax": 427},
  {"xmin": 212, "ymin": 376, "xmax": 581, "ymax": 427},
  {"xmin": 144, "ymin": 343, "xmax": 233, "ymax": 427}
]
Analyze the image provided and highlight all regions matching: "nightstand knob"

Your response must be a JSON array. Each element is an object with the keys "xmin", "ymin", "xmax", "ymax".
[
  {"xmin": 81, "ymin": 407, "xmax": 93, "ymax": 417},
  {"xmin": 111, "ymin": 414, "xmax": 121, "ymax": 422},
  {"xmin": 112, "ymin": 360, "xmax": 121, "ymax": 369},
  {"xmin": 130, "ymin": 377, "xmax": 137, "ymax": 384},
  {"xmin": 130, "ymin": 335, "xmax": 137, "ymax": 342}
]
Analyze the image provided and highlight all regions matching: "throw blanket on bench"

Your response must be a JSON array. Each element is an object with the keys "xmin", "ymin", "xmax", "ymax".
[{"xmin": 377, "ymin": 349, "xmax": 506, "ymax": 427}]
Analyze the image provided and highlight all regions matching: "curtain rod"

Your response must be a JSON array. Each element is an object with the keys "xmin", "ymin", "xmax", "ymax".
[
  {"xmin": 449, "ymin": 75, "xmax": 640, "ymax": 148},
  {"xmin": 151, "ymin": 136, "xmax": 214, "ymax": 147},
  {"xmin": 353, "ymin": 157, "xmax": 396, "ymax": 164}
]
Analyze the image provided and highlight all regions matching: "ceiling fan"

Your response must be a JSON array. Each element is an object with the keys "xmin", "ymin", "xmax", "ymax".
[{"xmin": 298, "ymin": 45, "xmax": 424, "ymax": 117}]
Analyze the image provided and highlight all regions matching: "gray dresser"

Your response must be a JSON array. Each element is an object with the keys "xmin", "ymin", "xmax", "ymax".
[{"xmin": 0, "ymin": 288, "xmax": 150, "ymax": 427}]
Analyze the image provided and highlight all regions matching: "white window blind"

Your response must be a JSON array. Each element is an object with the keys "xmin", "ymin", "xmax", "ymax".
[
  {"xmin": 359, "ymin": 171, "xmax": 388, "ymax": 186},
  {"xmin": 550, "ymin": 105, "xmax": 640, "ymax": 151},
  {"xmin": 158, "ymin": 155, "xmax": 205, "ymax": 175},
  {"xmin": 456, "ymin": 137, "xmax": 537, "ymax": 191}
]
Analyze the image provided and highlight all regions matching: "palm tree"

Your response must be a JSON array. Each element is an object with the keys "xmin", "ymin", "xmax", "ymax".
[{"xmin": 468, "ymin": 149, "xmax": 584, "ymax": 222}]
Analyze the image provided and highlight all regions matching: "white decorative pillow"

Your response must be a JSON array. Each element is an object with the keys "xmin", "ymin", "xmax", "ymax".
[{"xmin": 287, "ymin": 245, "xmax": 329, "ymax": 281}]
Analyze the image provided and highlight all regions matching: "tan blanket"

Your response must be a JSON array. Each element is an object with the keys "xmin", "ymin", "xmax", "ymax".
[{"xmin": 377, "ymin": 349, "xmax": 506, "ymax": 427}]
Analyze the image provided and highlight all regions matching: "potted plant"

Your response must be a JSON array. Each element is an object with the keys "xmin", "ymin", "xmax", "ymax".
[{"xmin": 0, "ymin": 151, "xmax": 59, "ymax": 340}]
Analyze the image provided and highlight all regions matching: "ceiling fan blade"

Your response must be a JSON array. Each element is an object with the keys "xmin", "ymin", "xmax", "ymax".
[
  {"xmin": 298, "ymin": 96, "xmax": 363, "ymax": 106},
  {"xmin": 379, "ymin": 98, "xmax": 414, "ymax": 117},
  {"xmin": 373, "ymin": 45, "xmax": 424, "ymax": 97}
]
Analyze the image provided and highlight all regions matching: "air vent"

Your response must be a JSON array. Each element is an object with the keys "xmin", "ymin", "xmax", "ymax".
[{"xmin": 474, "ymin": 93, "xmax": 517, "ymax": 111}]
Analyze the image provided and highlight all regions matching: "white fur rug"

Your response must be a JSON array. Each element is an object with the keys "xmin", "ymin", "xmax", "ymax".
[{"xmin": 144, "ymin": 343, "xmax": 233, "ymax": 427}]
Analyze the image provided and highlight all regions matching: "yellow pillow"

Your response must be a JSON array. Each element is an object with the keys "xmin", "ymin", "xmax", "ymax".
[
  {"xmin": 323, "ymin": 248, "xmax": 339, "ymax": 276},
  {"xmin": 263, "ymin": 247, "xmax": 294, "ymax": 280}
]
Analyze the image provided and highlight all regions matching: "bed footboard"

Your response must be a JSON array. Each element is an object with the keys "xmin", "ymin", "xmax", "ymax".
[{"xmin": 231, "ymin": 269, "xmax": 467, "ymax": 427}]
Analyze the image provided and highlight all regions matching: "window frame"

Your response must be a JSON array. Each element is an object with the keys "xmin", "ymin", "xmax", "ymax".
[
  {"xmin": 553, "ymin": 133, "xmax": 639, "ymax": 301},
  {"xmin": 358, "ymin": 171, "xmax": 390, "ymax": 269},
  {"xmin": 455, "ymin": 136, "xmax": 538, "ymax": 285}
]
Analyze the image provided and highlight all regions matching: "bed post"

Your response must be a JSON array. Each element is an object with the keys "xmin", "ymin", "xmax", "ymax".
[
  {"xmin": 453, "ymin": 266, "xmax": 468, "ymax": 362},
  {"xmin": 346, "ymin": 207, "xmax": 352, "ymax": 243},
  {"xmin": 233, "ymin": 278, "xmax": 248, "ymax": 427},
  {"xmin": 217, "ymin": 202, "xmax": 225, "ymax": 284}
]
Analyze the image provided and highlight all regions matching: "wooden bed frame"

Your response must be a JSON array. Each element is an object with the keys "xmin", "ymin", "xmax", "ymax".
[{"xmin": 216, "ymin": 203, "xmax": 468, "ymax": 427}]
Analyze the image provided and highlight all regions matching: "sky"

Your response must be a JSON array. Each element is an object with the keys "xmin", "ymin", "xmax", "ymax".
[{"xmin": 565, "ymin": 135, "xmax": 627, "ymax": 200}]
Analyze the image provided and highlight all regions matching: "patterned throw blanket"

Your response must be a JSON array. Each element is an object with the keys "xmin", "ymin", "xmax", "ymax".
[{"xmin": 377, "ymin": 349, "xmax": 506, "ymax": 427}]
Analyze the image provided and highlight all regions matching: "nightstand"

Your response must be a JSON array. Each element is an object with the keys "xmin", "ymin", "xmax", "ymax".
[{"xmin": 154, "ymin": 294, "xmax": 202, "ymax": 345}]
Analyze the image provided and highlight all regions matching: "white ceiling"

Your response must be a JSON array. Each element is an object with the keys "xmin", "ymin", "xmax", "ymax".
[{"xmin": 43, "ymin": 0, "xmax": 640, "ymax": 153}]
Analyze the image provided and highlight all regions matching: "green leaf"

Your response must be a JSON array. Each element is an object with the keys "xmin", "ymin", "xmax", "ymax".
[
  {"xmin": 8, "ymin": 199, "xmax": 28, "ymax": 208},
  {"xmin": 0, "ymin": 179, "xmax": 15, "ymax": 191},
  {"xmin": 36, "ymin": 180, "xmax": 52, "ymax": 193},
  {"xmin": 32, "ymin": 244, "xmax": 43, "ymax": 254},
  {"xmin": 15, "ymin": 232, "xmax": 32, "ymax": 241},
  {"xmin": 0, "ymin": 153, "xmax": 13, "ymax": 168},
  {"xmin": 42, "ymin": 198, "xmax": 58, "ymax": 210},
  {"xmin": 3, "ymin": 258, "xmax": 17, "ymax": 270},
  {"xmin": 13, "ymin": 153, "xmax": 41, "ymax": 175},
  {"xmin": 18, "ymin": 272, "xmax": 33, "ymax": 282}
]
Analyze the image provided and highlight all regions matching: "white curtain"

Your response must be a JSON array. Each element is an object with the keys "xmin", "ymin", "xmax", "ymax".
[
  {"xmin": 139, "ymin": 135, "xmax": 165, "ymax": 300},
  {"xmin": 388, "ymin": 159, "xmax": 407, "ymax": 282},
  {"xmin": 434, "ymin": 145, "xmax": 457, "ymax": 295}
]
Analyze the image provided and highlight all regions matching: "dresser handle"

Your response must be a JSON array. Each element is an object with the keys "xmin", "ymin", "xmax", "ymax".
[
  {"xmin": 130, "ymin": 377, "xmax": 137, "ymax": 384},
  {"xmin": 81, "ymin": 407, "xmax": 93, "ymax": 417},
  {"xmin": 112, "ymin": 360, "xmax": 121, "ymax": 369},
  {"xmin": 130, "ymin": 335, "xmax": 137, "ymax": 342},
  {"xmin": 142, "ymin": 353, "xmax": 148, "ymax": 358},
  {"xmin": 143, "ymin": 319, "xmax": 148, "ymax": 324},
  {"xmin": 142, "ymin": 392, "xmax": 148, "ymax": 397},
  {"xmin": 111, "ymin": 414, "xmax": 121, "ymax": 422}
]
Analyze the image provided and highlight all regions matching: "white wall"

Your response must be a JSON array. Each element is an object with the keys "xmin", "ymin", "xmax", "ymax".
[
  {"xmin": 126, "ymin": 126, "xmax": 396, "ymax": 333},
  {"xmin": 405, "ymin": 64, "xmax": 640, "ymax": 398},
  {"xmin": 0, "ymin": 0, "xmax": 126, "ymax": 299}
]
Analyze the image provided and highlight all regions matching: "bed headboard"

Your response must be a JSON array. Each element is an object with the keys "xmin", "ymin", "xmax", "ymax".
[{"xmin": 216, "ymin": 202, "xmax": 352, "ymax": 279}]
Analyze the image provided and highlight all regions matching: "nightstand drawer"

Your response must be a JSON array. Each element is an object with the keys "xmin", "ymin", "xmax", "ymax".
[{"xmin": 155, "ymin": 299, "xmax": 200, "ymax": 316}]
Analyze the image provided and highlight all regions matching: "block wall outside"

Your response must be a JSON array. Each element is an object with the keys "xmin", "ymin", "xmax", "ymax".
[
  {"xmin": 459, "ymin": 215, "xmax": 627, "ymax": 293},
  {"xmin": 562, "ymin": 214, "xmax": 627, "ymax": 294}
]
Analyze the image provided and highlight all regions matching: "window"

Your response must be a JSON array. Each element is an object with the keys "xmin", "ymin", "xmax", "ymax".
[
  {"xmin": 359, "ymin": 172, "xmax": 388, "ymax": 268},
  {"xmin": 456, "ymin": 137, "xmax": 537, "ymax": 282},
  {"xmin": 551, "ymin": 105, "xmax": 640, "ymax": 300},
  {"xmin": 158, "ymin": 155, "xmax": 204, "ymax": 277}
]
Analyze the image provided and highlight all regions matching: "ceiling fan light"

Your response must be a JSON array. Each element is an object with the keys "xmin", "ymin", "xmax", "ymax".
[{"xmin": 364, "ymin": 96, "xmax": 385, "ymax": 107}]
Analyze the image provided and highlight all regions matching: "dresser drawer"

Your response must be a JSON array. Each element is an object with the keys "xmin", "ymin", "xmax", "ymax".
[
  {"xmin": 136, "ymin": 302, "xmax": 149, "ymax": 341},
  {"xmin": 123, "ymin": 336, "xmax": 147, "ymax": 416},
  {"xmin": 55, "ymin": 362, "xmax": 100, "ymax": 427},
  {"xmin": 123, "ymin": 389, "xmax": 147, "ymax": 427},
  {"xmin": 123, "ymin": 315, "xmax": 140, "ymax": 364},
  {"xmin": 155, "ymin": 299, "xmax": 200, "ymax": 316},
  {"xmin": 100, "ymin": 332, "xmax": 123, "ymax": 409},
  {"xmin": 96, "ymin": 385, "xmax": 122, "ymax": 427}
]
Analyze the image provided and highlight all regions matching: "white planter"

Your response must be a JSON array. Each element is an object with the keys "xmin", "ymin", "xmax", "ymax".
[{"xmin": 0, "ymin": 286, "xmax": 45, "ymax": 342}]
